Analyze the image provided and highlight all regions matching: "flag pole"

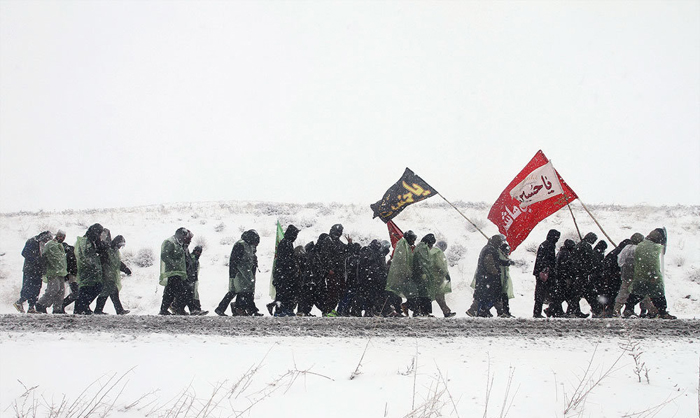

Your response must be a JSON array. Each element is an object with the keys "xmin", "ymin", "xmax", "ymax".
[
  {"xmin": 566, "ymin": 201, "xmax": 583, "ymax": 241},
  {"xmin": 550, "ymin": 161, "xmax": 616, "ymax": 246},
  {"xmin": 437, "ymin": 194, "xmax": 489, "ymax": 240},
  {"xmin": 578, "ymin": 200, "xmax": 617, "ymax": 247}
]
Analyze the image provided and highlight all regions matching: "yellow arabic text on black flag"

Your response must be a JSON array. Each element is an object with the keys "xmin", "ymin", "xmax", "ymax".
[{"xmin": 370, "ymin": 168, "xmax": 437, "ymax": 222}]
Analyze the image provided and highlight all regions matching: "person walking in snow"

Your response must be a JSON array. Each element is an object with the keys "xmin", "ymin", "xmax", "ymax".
[
  {"xmin": 588, "ymin": 240, "xmax": 608, "ymax": 317},
  {"xmin": 158, "ymin": 227, "xmax": 191, "ymax": 315},
  {"xmin": 597, "ymin": 239, "xmax": 629, "ymax": 317},
  {"xmin": 551, "ymin": 239, "xmax": 576, "ymax": 317},
  {"xmin": 74, "ymin": 224, "xmax": 108, "ymax": 315},
  {"xmin": 566, "ymin": 232, "xmax": 598, "ymax": 318},
  {"xmin": 532, "ymin": 229, "xmax": 560, "ymax": 318},
  {"xmin": 613, "ymin": 233, "xmax": 656, "ymax": 317},
  {"xmin": 14, "ymin": 230, "xmax": 52, "ymax": 313},
  {"xmin": 35, "ymin": 230, "xmax": 68, "ymax": 314},
  {"xmin": 623, "ymin": 228, "xmax": 676, "ymax": 319},
  {"xmin": 94, "ymin": 233, "xmax": 131, "ymax": 315},
  {"xmin": 428, "ymin": 241, "xmax": 456, "ymax": 318},
  {"xmin": 385, "ymin": 230, "xmax": 417, "ymax": 316},
  {"xmin": 183, "ymin": 245, "xmax": 207, "ymax": 315},
  {"xmin": 271, "ymin": 225, "xmax": 301, "ymax": 316},
  {"xmin": 60, "ymin": 239, "xmax": 79, "ymax": 311},
  {"xmin": 317, "ymin": 224, "xmax": 351, "ymax": 317},
  {"xmin": 215, "ymin": 229, "xmax": 262, "ymax": 316},
  {"xmin": 494, "ymin": 241, "xmax": 515, "ymax": 318},
  {"xmin": 473, "ymin": 235, "xmax": 507, "ymax": 317}
]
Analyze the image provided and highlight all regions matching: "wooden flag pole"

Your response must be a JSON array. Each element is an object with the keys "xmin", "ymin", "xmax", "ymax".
[
  {"xmin": 566, "ymin": 202, "xmax": 583, "ymax": 241},
  {"xmin": 438, "ymin": 194, "xmax": 489, "ymax": 240},
  {"xmin": 578, "ymin": 200, "xmax": 617, "ymax": 247}
]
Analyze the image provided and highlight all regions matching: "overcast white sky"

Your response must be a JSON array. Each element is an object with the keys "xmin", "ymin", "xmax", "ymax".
[{"xmin": 1, "ymin": 0, "xmax": 698, "ymax": 213}]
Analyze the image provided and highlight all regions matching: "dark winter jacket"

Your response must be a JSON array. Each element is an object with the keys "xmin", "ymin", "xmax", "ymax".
[
  {"xmin": 474, "ymin": 235, "xmax": 507, "ymax": 303},
  {"xmin": 273, "ymin": 225, "xmax": 300, "ymax": 297},
  {"xmin": 533, "ymin": 229, "xmax": 560, "ymax": 279},
  {"xmin": 22, "ymin": 235, "xmax": 46, "ymax": 276}
]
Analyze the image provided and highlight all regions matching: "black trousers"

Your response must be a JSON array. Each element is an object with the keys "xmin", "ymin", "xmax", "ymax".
[
  {"xmin": 95, "ymin": 290, "xmax": 125, "ymax": 314},
  {"xmin": 75, "ymin": 283, "xmax": 103, "ymax": 314},
  {"xmin": 19, "ymin": 273, "xmax": 43, "ymax": 307},
  {"xmin": 234, "ymin": 292, "xmax": 258, "ymax": 314},
  {"xmin": 296, "ymin": 283, "xmax": 318, "ymax": 315},
  {"xmin": 160, "ymin": 276, "xmax": 188, "ymax": 314},
  {"xmin": 533, "ymin": 279, "xmax": 547, "ymax": 315},
  {"xmin": 217, "ymin": 291, "xmax": 237, "ymax": 313}
]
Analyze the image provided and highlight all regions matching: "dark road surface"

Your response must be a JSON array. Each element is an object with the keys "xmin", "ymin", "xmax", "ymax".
[{"xmin": 1, "ymin": 314, "xmax": 698, "ymax": 340}]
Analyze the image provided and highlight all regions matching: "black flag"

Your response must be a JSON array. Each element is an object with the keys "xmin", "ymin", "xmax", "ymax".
[{"xmin": 370, "ymin": 168, "xmax": 437, "ymax": 222}]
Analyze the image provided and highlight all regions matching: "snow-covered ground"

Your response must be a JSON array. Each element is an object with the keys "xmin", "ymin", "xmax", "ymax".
[{"xmin": 1, "ymin": 201, "xmax": 699, "ymax": 417}]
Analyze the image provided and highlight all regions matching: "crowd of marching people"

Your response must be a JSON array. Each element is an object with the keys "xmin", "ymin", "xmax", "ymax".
[{"xmin": 12, "ymin": 222, "xmax": 676, "ymax": 320}]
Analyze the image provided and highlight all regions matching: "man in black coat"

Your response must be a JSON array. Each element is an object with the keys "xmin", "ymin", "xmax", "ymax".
[
  {"xmin": 272, "ymin": 225, "xmax": 300, "ymax": 316},
  {"xmin": 14, "ymin": 231, "xmax": 52, "ymax": 313},
  {"xmin": 550, "ymin": 239, "xmax": 575, "ymax": 317},
  {"xmin": 567, "ymin": 232, "xmax": 598, "ymax": 318},
  {"xmin": 532, "ymin": 229, "xmax": 560, "ymax": 318},
  {"xmin": 474, "ymin": 235, "xmax": 507, "ymax": 317}
]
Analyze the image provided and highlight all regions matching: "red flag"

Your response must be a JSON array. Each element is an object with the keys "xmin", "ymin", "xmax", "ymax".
[
  {"xmin": 386, "ymin": 220, "xmax": 404, "ymax": 249},
  {"xmin": 487, "ymin": 150, "xmax": 578, "ymax": 251}
]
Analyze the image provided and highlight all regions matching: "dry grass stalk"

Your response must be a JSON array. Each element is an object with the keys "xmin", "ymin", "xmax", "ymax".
[{"xmin": 563, "ymin": 345, "xmax": 625, "ymax": 415}]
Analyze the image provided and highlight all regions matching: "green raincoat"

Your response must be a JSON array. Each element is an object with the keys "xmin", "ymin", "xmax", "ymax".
[
  {"xmin": 101, "ymin": 247, "xmax": 123, "ymax": 294},
  {"xmin": 42, "ymin": 239, "xmax": 68, "ymax": 282},
  {"xmin": 427, "ymin": 247, "xmax": 451, "ymax": 299},
  {"xmin": 160, "ymin": 237, "xmax": 187, "ymax": 286},
  {"xmin": 411, "ymin": 242, "xmax": 432, "ymax": 299},
  {"xmin": 629, "ymin": 239, "xmax": 665, "ymax": 298},
  {"xmin": 75, "ymin": 236, "xmax": 102, "ymax": 287},
  {"xmin": 385, "ymin": 237, "xmax": 415, "ymax": 298},
  {"xmin": 498, "ymin": 248, "xmax": 514, "ymax": 299},
  {"xmin": 230, "ymin": 240, "xmax": 257, "ymax": 293}
]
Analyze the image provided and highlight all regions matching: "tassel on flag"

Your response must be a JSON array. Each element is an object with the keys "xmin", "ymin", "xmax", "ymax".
[
  {"xmin": 487, "ymin": 150, "xmax": 578, "ymax": 251},
  {"xmin": 370, "ymin": 168, "xmax": 437, "ymax": 223}
]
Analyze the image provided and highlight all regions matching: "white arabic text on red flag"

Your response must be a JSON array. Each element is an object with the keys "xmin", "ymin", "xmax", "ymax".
[{"xmin": 487, "ymin": 150, "xmax": 578, "ymax": 251}]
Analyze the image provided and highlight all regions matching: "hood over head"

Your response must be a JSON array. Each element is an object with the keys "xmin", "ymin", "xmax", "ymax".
[
  {"xmin": 547, "ymin": 229, "xmax": 561, "ymax": 242},
  {"xmin": 242, "ymin": 229, "xmax": 260, "ymax": 246},
  {"xmin": 420, "ymin": 233, "xmax": 436, "ymax": 247},
  {"xmin": 489, "ymin": 234, "xmax": 506, "ymax": 248},
  {"xmin": 329, "ymin": 224, "xmax": 344, "ymax": 239},
  {"xmin": 284, "ymin": 225, "xmax": 300, "ymax": 242},
  {"xmin": 85, "ymin": 224, "xmax": 104, "ymax": 243},
  {"xmin": 403, "ymin": 230, "xmax": 417, "ymax": 245},
  {"xmin": 563, "ymin": 239, "xmax": 576, "ymax": 250},
  {"xmin": 630, "ymin": 233, "xmax": 644, "ymax": 245},
  {"xmin": 594, "ymin": 240, "xmax": 608, "ymax": 253},
  {"xmin": 583, "ymin": 232, "xmax": 598, "ymax": 245},
  {"xmin": 647, "ymin": 228, "xmax": 666, "ymax": 245}
]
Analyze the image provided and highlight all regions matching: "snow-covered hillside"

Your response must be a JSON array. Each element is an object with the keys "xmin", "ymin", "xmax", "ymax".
[{"xmin": 1, "ymin": 201, "xmax": 698, "ymax": 318}]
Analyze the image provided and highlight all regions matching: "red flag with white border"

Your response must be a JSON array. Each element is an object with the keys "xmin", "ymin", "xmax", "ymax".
[{"xmin": 487, "ymin": 150, "xmax": 578, "ymax": 251}]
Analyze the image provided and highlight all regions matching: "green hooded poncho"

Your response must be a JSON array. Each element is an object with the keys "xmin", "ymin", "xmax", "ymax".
[
  {"xmin": 386, "ymin": 237, "xmax": 414, "ymax": 298},
  {"xmin": 629, "ymin": 239, "xmax": 665, "ymax": 298},
  {"xmin": 230, "ymin": 240, "xmax": 257, "ymax": 293},
  {"xmin": 75, "ymin": 236, "xmax": 102, "ymax": 287},
  {"xmin": 410, "ymin": 242, "xmax": 432, "ymax": 299},
  {"xmin": 427, "ymin": 247, "xmax": 451, "ymax": 299},
  {"xmin": 42, "ymin": 239, "xmax": 68, "ymax": 282},
  {"xmin": 498, "ymin": 248, "xmax": 514, "ymax": 299},
  {"xmin": 160, "ymin": 236, "xmax": 187, "ymax": 286},
  {"xmin": 101, "ymin": 247, "xmax": 123, "ymax": 294}
]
